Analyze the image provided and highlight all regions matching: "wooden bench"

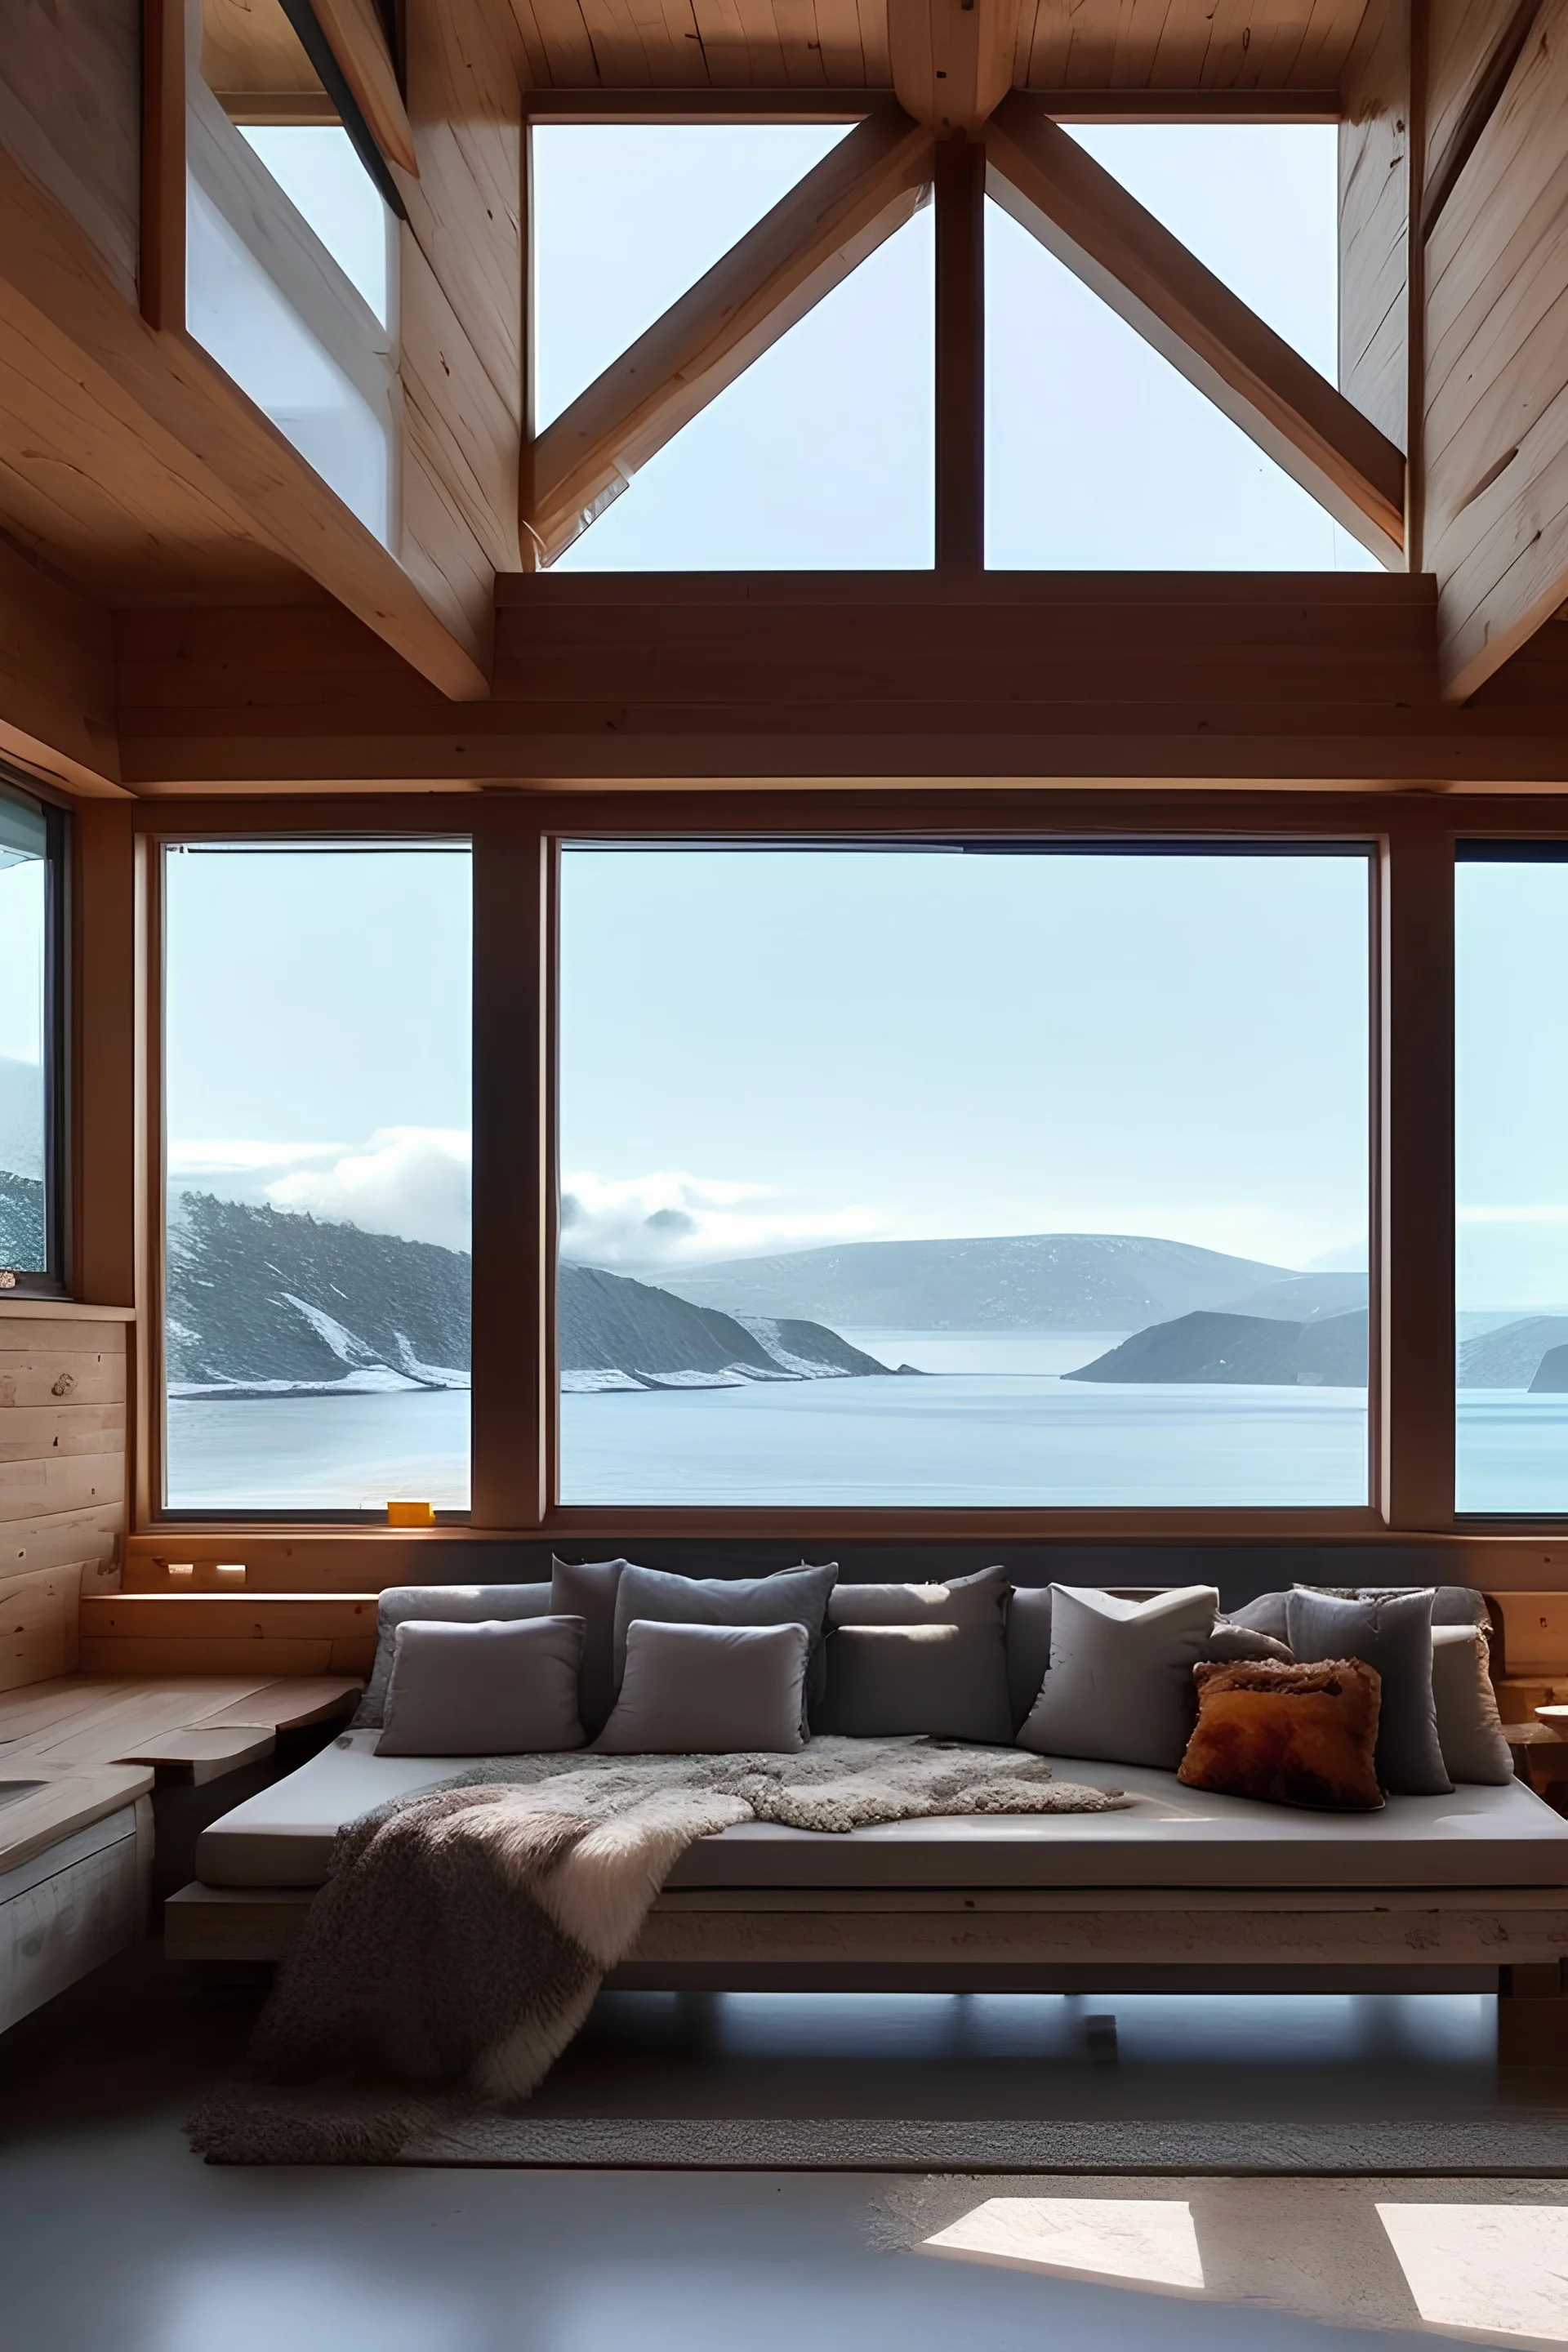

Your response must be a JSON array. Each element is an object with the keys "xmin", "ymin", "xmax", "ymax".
[{"xmin": 0, "ymin": 1670, "xmax": 362, "ymax": 2031}]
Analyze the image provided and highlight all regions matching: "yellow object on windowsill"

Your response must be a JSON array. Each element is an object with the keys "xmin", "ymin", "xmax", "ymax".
[{"xmin": 387, "ymin": 1500, "xmax": 435, "ymax": 1528}]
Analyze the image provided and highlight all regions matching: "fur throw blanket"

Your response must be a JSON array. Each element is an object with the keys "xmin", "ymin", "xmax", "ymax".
[{"xmin": 231, "ymin": 1740, "xmax": 1126, "ymax": 2111}]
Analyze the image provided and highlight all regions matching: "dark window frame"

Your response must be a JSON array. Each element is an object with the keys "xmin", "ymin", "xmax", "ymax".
[{"xmin": 0, "ymin": 770, "xmax": 70, "ymax": 1299}]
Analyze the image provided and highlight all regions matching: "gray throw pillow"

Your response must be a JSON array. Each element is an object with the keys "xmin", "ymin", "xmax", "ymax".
[
  {"xmin": 1227, "ymin": 1590, "xmax": 1291, "ymax": 1642},
  {"xmin": 595, "ymin": 1619, "xmax": 808, "ymax": 1755},
  {"xmin": 813, "ymin": 1626, "xmax": 1013, "ymax": 1742},
  {"xmin": 610, "ymin": 1561, "xmax": 838, "ymax": 1708},
  {"xmin": 1018, "ymin": 1584, "xmax": 1220, "ymax": 1770},
  {"xmin": 1005, "ymin": 1587, "xmax": 1054, "ymax": 1731},
  {"xmin": 551, "ymin": 1555, "xmax": 631, "ymax": 1740},
  {"xmin": 1285, "ymin": 1587, "xmax": 1452, "ymax": 1796},
  {"xmin": 1205, "ymin": 1621, "xmax": 1293, "ymax": 1664},
  {"xmin": 1229, "ymin": 1583, "xmax": 1489, "ymax": 1647},
  {"xmin": 1430, "ymin": 1624, "xmax": 1514, "ymax": 1786},
  {"xmin": 376, "ymin": 1616, "xmax": 586, "ymax": 1757},
  {"xmin": 352, "ymin": 1582, "xmax": 553, "ymax": 1728},
  {"xmin": 829, "ymin": 1565, "xmax": 1009, "ymax": 1628}
]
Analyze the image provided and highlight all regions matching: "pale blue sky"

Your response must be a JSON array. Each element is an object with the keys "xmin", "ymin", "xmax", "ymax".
[
  {"xmin": 1458, "ymin": 860, "xmax": 1568, "ymax": 1308},
  {"xmin": 559, "ymin": 847, "xmax": 1372, "ymax": 1275}
]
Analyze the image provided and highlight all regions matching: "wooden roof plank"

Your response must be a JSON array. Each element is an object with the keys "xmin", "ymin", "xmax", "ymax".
[{"xmin": 527, "ymin": 0, "xmax": 603, "ymax": 83}]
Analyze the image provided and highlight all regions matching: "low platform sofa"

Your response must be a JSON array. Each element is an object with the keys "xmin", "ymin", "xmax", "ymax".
[{"xmin": 166, "ymin": 1570, "xmax": 1568, "ymax": 2065}]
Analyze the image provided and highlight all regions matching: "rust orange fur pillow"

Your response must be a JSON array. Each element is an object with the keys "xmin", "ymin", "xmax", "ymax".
[{"xmin": 1177, "ymin": 1658, "xmax": 1383, "ymax": 1811}]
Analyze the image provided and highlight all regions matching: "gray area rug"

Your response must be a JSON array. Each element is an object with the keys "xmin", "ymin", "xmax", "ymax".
[
  {"xmin": 403, "ymin": 2114, "xmax": 1568, "ymax": 2173},
  {"xmin": 193, "ymin": 2097, "xmax": 1568, "ymax": 2172}
]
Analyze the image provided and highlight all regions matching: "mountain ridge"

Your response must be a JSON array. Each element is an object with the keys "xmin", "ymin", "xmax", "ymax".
[
  {"xmin": 649, "ymin": 1232, "xmax": 1304, "ymax": 1331},
  {"xmin": 1066, "ymin": 1307, "xmax": 1368, "ymax": 1388}
]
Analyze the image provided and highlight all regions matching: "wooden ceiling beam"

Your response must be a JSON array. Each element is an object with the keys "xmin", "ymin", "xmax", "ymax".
[
  {"xmin": 307, "ymin": 0, "xmax": 418, "ymax": 175},
  {"xmin": 984, "ymin": 96, "xmax": 1407, "ymax": 566},
  {"xmin": 528, "ymin": 113, "xmax": 934, "ymax": 568},
  {"xmin": 523, "ymin": 90, "xmax": 903, "ymax": 122},
  {"xmin": 888, "ymin": 0, "xmax": 1024, "ymax": 136},
  {"xmin": 0, "ymin": 135, "xmax": 489, "ymax": 699},
  {"xmin": 518, "ymin": 89, "xmax": 1342, "ymax": 125}
]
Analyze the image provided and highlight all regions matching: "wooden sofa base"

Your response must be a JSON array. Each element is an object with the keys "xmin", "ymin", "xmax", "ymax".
[{"xmin": 166, "ymin": 1882, "xmax": 1568, "ymax": 2053}]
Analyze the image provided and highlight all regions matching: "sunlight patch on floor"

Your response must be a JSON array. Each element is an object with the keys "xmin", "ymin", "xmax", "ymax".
[
  {"xmin": 1378, "ymin": 2204, "xmax": 1568, "ymax": 2343},
  {"xmin": 921, "ymin": 2195, "xmax": 1204, "ymax": 2291}
]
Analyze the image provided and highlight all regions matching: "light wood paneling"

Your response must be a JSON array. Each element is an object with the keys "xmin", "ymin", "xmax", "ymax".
[
  {"xmin": 203, "ymin": 0, "xmax": 322, "ymax": 114},
  {"xmin": 75, "ymin": 1634, "xmax": 339, "ymax": 1675},
  {"xmin": 1426, "ymin": 0, "xmax": 1568, "ymax": 697},
  {"xmin": 0, "ymin": 0, "xmax": 140, "ymax": 305},
  {"xmin": 80, "ymin": 1592, "xmax": 377, "ymax": 1646},
  {"xmin": 1424, "ymin": 0, "xmax": 1543, "ymax": 234},
  {"xmin": 0, "ymin": 1509, "xmax": 123, "ymax": 1584},
  {"xmin": 0, "ymin": 1309, "xmax": 127, "ymax": 1690},
  {"xmin": 1337, "ymin": 0, "xmax": 1410, "ymax": 456},
  {"xmin": 0, "ymin": 1563, "xmax": 83, "ymax": 1691},
  {"xmin": 0, "ymin": 532, "xmax": 121, "ymax": 795},
  {"xmin": 509, "ymin": 0, "xmax": 1372, "ymax": 91},
  {"xmin": 111, "ymin": 569, "xmax": 1568, "ymax": 788}
]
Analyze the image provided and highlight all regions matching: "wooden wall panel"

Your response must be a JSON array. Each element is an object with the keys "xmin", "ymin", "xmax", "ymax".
[
  {"xmin": 1427, "ymin": 0, "xmax": 1568, "ymax": 696},
  {"xmin": 0, "ymin": 1313, "xmax": 128, "ymax": 1691},
  {"xmin": 1337, "ymin": 0, "xmax": 1410, "ymax": 453},
  {"xmin": 114, "ymin": 569, "xmax": 1568, "ymax": 789},
  {"xmin": 1426, "ymin": 0, "xmax": 1534, "ymax": 192},
  {"xmin": 0, "ymin": 0, "xmax": 140, "ymax": 305},
  {"xmin": 0, "ymin": 532, "xmax": 121, "ymax": 795}
]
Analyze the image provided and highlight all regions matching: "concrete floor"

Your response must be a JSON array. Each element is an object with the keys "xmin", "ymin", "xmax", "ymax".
[{"xmin": 3, "ymin": 1944, "xmax": 1568, "ymax": 2352}]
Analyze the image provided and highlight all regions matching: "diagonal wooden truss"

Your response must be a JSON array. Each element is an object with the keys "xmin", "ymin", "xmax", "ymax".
[{"xmin": 523, "ymin": 0, "xmax": 1405, "ymax": 572}]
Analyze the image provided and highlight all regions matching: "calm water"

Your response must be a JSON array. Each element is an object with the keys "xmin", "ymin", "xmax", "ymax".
[{"xmin": 165, "ymin": 1370, "xmax": 1568, "ymax": 1514}]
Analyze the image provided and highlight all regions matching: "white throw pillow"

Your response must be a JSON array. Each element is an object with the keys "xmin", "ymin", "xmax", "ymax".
[
  {"xmin": 1017, "ymin": 1584, "xmax": 1219, "ymax": 1770},
  {"xmin": 595, "ymin": 1619, "xmax": 809, "ymax": 1754},
  {"xmin": 1429, "ymin": 1624, "xmax": 1514, "ymax": 1785}
]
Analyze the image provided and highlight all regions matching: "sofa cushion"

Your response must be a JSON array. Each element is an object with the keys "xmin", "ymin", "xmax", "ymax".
[
  {"xmin": 1430, "ymin": 1624, "xmax": 1514, "ymax": 1786},
  {"xmin": 1232, "ymin": 1584, "xmax": 1490, "ymax": 1646},
  {"xmin": 813, "ymin": 1626, "xmax": 1013, "ymax": 1743},
  {"xmin": 1205, "ymin": 1621, "xmax": 1293, "ymax": 1665},
  {"xmin": 352, "ymin": 1581, "xmax": 553, "ymax": 1729},
  {"xmin": 1178, "ymin": 1658, "xmax": 1384, "ymax": 1811},
  {"xmin": 1017, "ymin": 1584, "xmax": 1219, "ymax": 1770},
  {"xmin": 197, "ymin": 1732, "xmax": 1568, "ymax": 1891},
  {"xmin": 1005, "ymin": 1587, "xmax": 1054, "ymax": 1731},
  {"xmin": 595, "ymin": 1619, "xmax": 808, "ymax": 1755},
  {"xmin": 818, "ymin": 1566, "xmax": 1012, "ymax": 1741},
  {"xmin": 828, "ymin": 1565, "xmax": 1008, "ymax": 1628},
  {"xmin": 376, "ymin": 1615, "xmax": 586, "ymax": 1757},
  {"xmin": 550, "ymin": 1555, "xmax": 630, "ymax": 1739},
  {"xmin": 610, "ymin": 1561, "xmax": 838, "ymax": 1710},
  {"xmin": 1286, "ymin": 1587, "xmax": 1451, "ymax": 1796}
]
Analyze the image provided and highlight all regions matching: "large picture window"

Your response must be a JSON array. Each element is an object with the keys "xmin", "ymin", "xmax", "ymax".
[
  {"xmin": 557, "ymin": 841, "xmax": 1372, "ymax": 1509},
  {"xmin": 1457, "ymin": 846, "xmax": 1568, "ymax": 1515},
  {"xmin": 0, "ymin": 777, "xmax": 66, "ymax": 1293},
  {"xmin": 161, "ymin": 840, "xmax": 471, "ymax": 1514}
]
